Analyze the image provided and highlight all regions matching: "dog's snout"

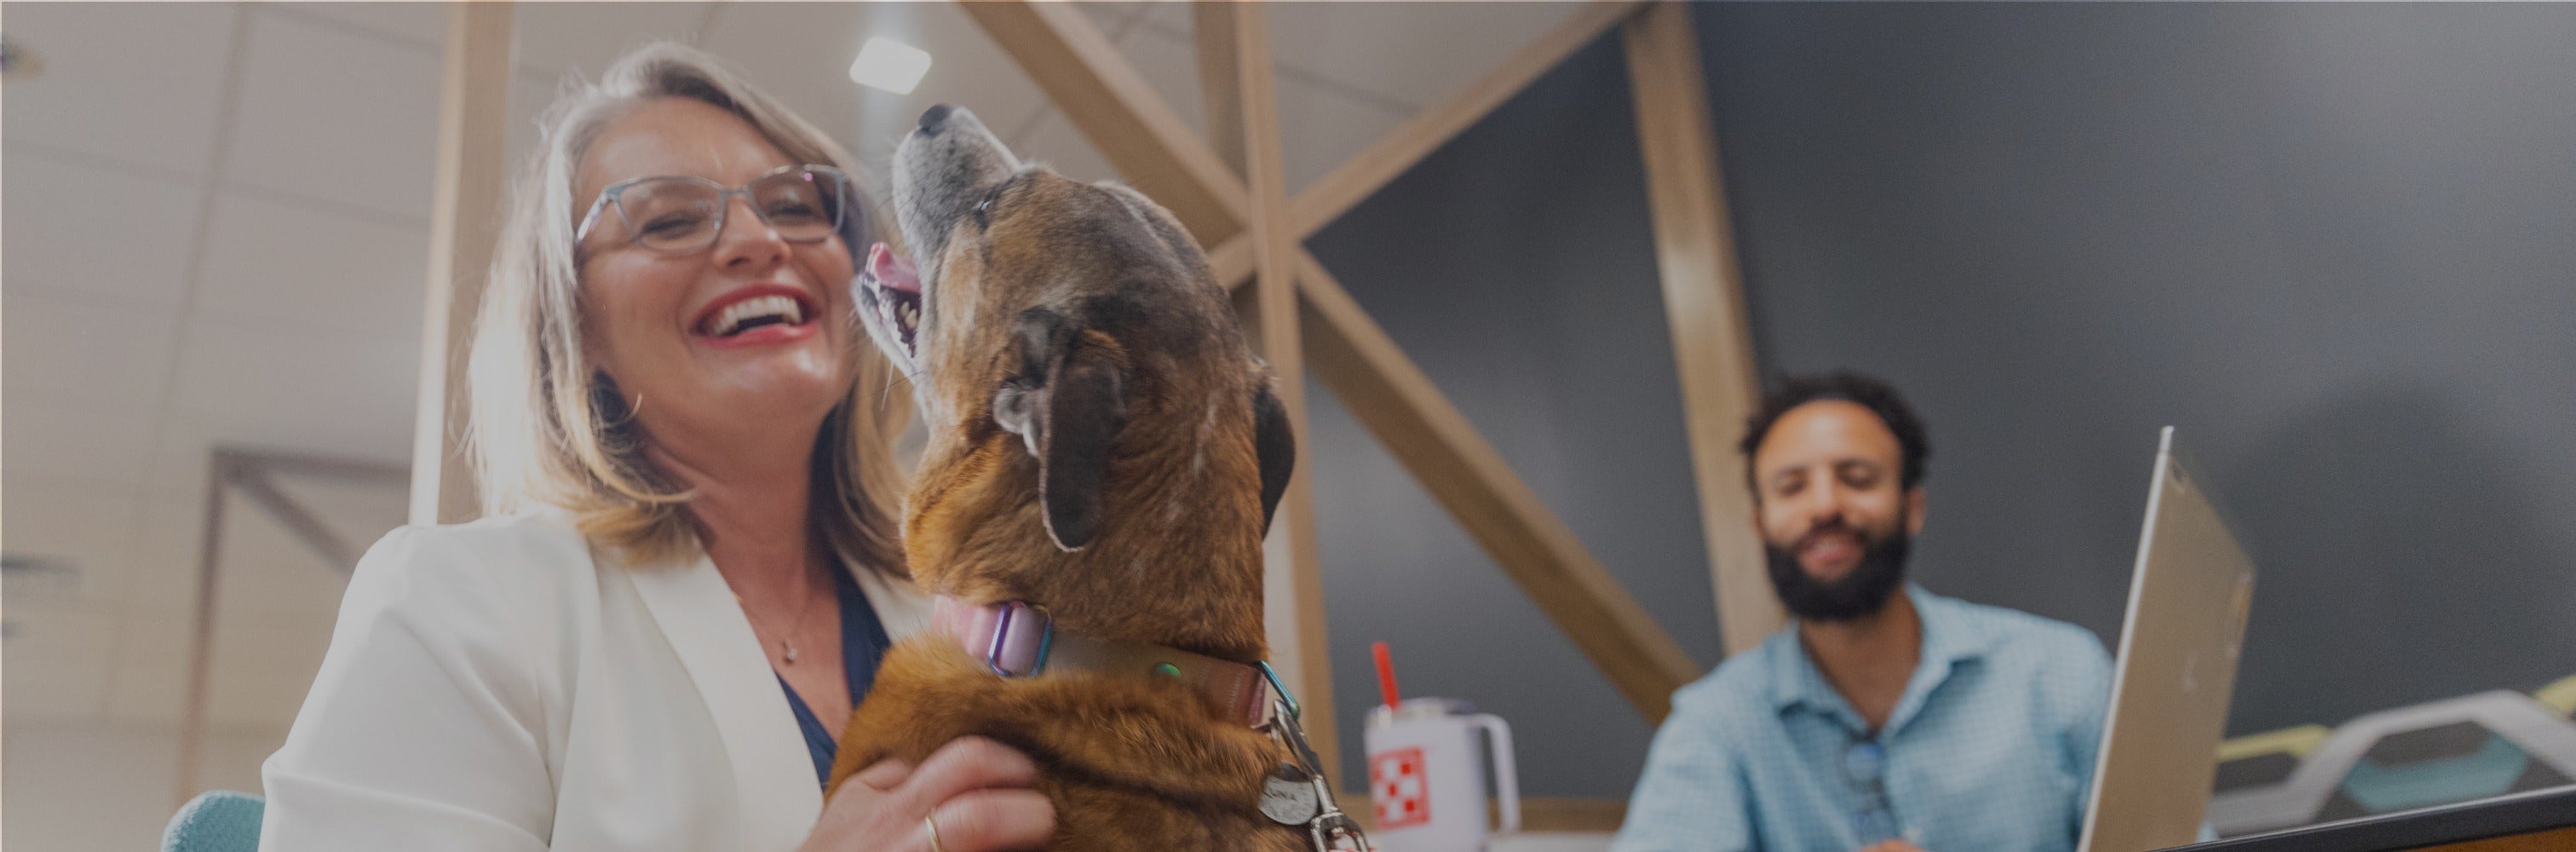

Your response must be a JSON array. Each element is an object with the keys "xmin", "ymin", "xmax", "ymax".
[{"xmin": 917, "ymin": 104, "xmax": 956, "ymax": 133}]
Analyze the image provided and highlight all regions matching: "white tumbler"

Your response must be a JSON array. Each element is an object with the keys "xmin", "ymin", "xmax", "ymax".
[{"xmin": 1363, "ymin": 699, "xmax": 1520, "ymax": 852}]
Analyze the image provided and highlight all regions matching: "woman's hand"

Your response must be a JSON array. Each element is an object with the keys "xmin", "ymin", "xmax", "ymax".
[{"xmin": 802, "ymin": 737, "xmax": 1056, "ymax": 852}]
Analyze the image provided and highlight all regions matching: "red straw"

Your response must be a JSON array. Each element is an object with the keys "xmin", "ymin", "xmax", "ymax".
[{"xmin": 1371, "ymin": 641, "xmax": 1400, "ymax": 710}]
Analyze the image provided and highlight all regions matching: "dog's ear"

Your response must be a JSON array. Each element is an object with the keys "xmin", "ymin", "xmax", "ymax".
[
  {"xmin": 1000, "ymin": 309, "xmax": 1129, "ymax": 551},
  {"xmin": 1251, "ymin": 382, "xmax": 1295, "ymax": 533}
]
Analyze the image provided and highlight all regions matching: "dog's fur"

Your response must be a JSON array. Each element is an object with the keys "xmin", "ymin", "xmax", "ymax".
[{"xmin": 829, "ymin": 105, "xmax": 1310, "ymax": 851}]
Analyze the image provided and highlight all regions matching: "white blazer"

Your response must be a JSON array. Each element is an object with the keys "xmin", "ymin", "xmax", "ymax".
[{"xmin": 258, "ymin": 509, "xmax": 929, "ymax": 852}]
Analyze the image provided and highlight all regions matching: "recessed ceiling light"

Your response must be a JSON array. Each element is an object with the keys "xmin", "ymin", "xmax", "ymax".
[{"xmin": 848, "ymin": 37, "xmax": 930, "ymax": 95}]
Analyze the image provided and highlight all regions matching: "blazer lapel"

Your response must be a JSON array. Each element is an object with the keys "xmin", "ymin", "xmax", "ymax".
[{"xmin": 626, "ymin": 550, "xmax": 822, "ymax": 849}]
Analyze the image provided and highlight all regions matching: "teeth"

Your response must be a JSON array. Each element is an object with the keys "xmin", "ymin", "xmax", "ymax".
[{"xmin": 710, "ymin": 295, "xmax": 803, "ymax": 336}]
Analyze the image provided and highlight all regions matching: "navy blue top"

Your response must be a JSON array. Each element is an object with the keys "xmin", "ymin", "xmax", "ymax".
[{"xmin": 775, "ymin": 565, "xmax": 893, "ymax": 787}]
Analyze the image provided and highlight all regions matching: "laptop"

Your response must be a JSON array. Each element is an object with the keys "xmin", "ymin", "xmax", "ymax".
[{"xmin": 2079, "ymin": 427, "xmax": 2261, "ymax": 852}]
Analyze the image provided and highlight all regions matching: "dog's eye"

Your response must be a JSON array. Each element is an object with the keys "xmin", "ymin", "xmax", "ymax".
[{"xmin": 971, "ymin": 186, "xmax": 1005, "ymax": 227}]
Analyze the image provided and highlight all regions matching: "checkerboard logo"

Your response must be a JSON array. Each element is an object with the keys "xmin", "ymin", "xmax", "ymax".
[{"xmin": 1371, "ymin": 746, "xmax": 1431, "ymax": 829}]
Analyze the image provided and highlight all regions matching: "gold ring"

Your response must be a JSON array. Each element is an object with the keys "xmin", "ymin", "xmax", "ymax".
[{"xmin": 923, "ymin": 813, "xmax": 946, "ymax": 852}]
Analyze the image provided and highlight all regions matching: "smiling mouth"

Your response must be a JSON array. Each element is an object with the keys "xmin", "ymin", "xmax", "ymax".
[{"xmin": 693, "ymin": 285, "xmax": 820, "ymax": 345}]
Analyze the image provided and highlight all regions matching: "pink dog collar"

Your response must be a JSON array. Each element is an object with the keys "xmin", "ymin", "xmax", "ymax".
[{"xmin": 932, "ymin": 596, "xmax": 1274, "ymax": 728}]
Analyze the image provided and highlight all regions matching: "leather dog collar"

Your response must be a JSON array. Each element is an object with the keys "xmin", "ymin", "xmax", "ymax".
[{"xmin": 932, "ymin": 596, "xmax": 1275, "ymax": 728}]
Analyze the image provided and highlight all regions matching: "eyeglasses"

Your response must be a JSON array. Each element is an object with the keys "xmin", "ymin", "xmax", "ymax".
[
  {"xmin": 1840, "ymin": 739, "xmax": 1902, "ymax": 845},
  {"xmin": 575, "ymin": 164, "xmax": 851, "ymax": 254}
]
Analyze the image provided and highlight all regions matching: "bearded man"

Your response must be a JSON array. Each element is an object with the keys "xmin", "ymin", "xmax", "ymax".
[{"xmin": 1613, "ymin": 372, "xmax": 2113, "ymax": 852}]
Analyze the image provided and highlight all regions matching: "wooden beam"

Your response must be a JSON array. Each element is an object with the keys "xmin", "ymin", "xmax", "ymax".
[
  {"xmin": 411, "ymin": 1, "xmax": 515, "ymax": 526},
  {"xmin": 1296, "ymin": 255, "xmax": 1699, "ymax": 720},
  {"xmin": 962, "ymin": 2, "xmax": 1248, "ymax": 246},
  {"xmin": 1622, "ymin": 2, "xmax": 1780, "ymax": 656},
  {"xmin": 1205, "ymin": 1, "xmax": 1647, "ymax": 290},
  {"xmin": 1191, "ymin": 3, "xmax": 1246, "ymax": 178},
  {"xmin": 1224, "ymin": 3, "xmax": 1346, "ymax": 791},
  {"xmin": 975, "ymin": 0, "xmax": 1700, "ymax": 719}
]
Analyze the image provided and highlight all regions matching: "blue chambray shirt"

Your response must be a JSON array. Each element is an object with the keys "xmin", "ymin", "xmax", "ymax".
[{"xmin": 1613, "ymin": 584, "xmax": 2113, "ymax": 852}]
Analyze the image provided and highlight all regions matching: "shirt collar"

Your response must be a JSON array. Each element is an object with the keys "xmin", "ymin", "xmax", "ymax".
[{"xmin": 1766, "ymin": 584, "xmax": 1996, "ymax": 734}]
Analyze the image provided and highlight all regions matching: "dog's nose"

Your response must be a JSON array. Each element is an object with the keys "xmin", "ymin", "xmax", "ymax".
[{"xmin": 917, "ymin": 104, "xmax": 956, "ymax": 133}]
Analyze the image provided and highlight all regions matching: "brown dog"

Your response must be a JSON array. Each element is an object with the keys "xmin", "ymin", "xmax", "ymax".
[{"xmin": 837, "ymin": 104, "xmax": 1349, "ymax": 851}]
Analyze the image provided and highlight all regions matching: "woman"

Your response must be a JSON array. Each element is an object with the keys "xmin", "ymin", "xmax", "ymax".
[{"xmin": 259, "ymin": 44, "xmax": 1052, "ymax": 852}]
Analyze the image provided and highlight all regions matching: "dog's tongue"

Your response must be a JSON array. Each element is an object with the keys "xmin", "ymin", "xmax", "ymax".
[{"xmin": 866, "ymin": 242, "xmax": 920, "ymax": 295}]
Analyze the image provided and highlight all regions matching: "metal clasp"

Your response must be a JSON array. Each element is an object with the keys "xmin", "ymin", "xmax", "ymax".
[{"xmin": 981, "ymin": 601, "xmax": 1054, "ymax": 677}]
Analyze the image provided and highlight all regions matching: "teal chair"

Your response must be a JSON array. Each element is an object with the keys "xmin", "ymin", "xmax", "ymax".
[{"xmin": 163, "ymin": 791, "xmax": 263, "ymax": 852}]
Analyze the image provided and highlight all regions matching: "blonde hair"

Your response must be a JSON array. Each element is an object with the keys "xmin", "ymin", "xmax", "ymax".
[{"xmin": 469, "ymin": 43, "xmax": 910, "ymax": 573}]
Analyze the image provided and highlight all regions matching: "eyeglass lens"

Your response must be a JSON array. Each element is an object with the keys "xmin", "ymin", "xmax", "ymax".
[
  {"xmin": 615, "ymin": 170, "xmax": 844, "ymax": 252},
  {"xmin": 1841, "ymin": 740, "xmax": 1900, "ymax": 843}
]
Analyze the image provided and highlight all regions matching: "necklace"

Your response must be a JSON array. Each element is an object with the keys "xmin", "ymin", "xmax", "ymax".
[{"xmin": 739, "ymin": 563, "xmax": 826, "ymax": 665}]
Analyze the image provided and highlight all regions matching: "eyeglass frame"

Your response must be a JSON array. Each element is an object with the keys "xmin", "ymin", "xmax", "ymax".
[{"xmin": 572, "ymin": 163, "xmax": 854, "ymax": 254}]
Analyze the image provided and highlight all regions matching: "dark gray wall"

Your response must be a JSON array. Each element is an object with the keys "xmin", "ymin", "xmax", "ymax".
[{"xmin": 1304, "ymin": 3, "xmax": 2576, "ymax": 799}]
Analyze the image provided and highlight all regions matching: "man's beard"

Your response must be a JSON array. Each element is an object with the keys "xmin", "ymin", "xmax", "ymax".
[{"xmin": 1764, "ymin": 515, "xmax": 1910, "ymax": 623}]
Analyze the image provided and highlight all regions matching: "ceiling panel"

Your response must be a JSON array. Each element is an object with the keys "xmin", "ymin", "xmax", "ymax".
[
  {"xmin": 1, "ymin": 152, "xmax": 207, "ymax": 314},
  {"xmin": 102, "ymin": 605, "xmax": 190, "ymax": 726},
  {"xmin": 0, "ymin": 603, "xmax": 122, "ymax": 721},
  {"xmin": 699, "ymin": 2, "xmax": 1056, "ymax": 191},
  {"xmin": 1, "ymin": 392, "xmax": 162, "ymax": 493},
  {"xmin": 513, "ymin": 2, "xmax": 716, "ymax": 80},
  {"xmin": 223, "ymin": 12, "xmax": 442, "ymax": 222},
  {"xmin": 127, "ymin": 494, "xmax": 215, "ymax": 613},
  {"xmin": 2, "ymin": 289, "xmax": 183, "ymax": 423},
  {"xmin": 194, "ymin": 193, "xmax": 431, "ymax": 347},
  {"xmin": 0, "ymin": 481, "xmax": 144, "ymax": 607},
  {"xmin": 269, "ymin": 2, "xmax": 448, "ymax": 51},
  {"xmin": 0, "ymin": 2, "xmax": 240, "ymax": 176},
  {"xmin": 147, "ymin": 320, "xmax": 417, "ymax": 504},
  {"xmin": 206, "ymin": 494, "xmax": 360, "ymax": 619},
  {"xmin": 205, "ymin": 611, "xmax": 340, "ymax": 728},
  {"xmin": 1132, "ymin": 2, "xmax": 1590, "ymax": 114}
]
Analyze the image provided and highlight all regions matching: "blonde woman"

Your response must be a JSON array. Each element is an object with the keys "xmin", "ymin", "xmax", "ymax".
[{"xmin": 259, "ymin": 44, "xmax": 1053, "ymax": 852}]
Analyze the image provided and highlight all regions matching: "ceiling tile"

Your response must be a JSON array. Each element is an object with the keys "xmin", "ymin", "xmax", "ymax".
[
  {"xmin": 127, "ymin": 495, "xmax": 214, "ymax": 613},
  {"xmin": 1011, "ymin": 111, "xmax": 1125, "ymax": 187},
  {"xmin": 1276, "ymin": 71, "xmax": 1414, "ymax": 197},
  {"xmin": 267, "ymin": 3, "xmax": 449, "ymax": 51},
  {"xmin": 194, "ymin": 192, "xmax": 431, "ymax": 346},
  {"xmin": 1261, "ymin": 2, "xmax": 1587, "ymax": 112},
  {"xmin": 223, "ymin": 13, "xmax": 443, "ymax": 222},
  {"xmin": 1, "ymin": 602, "xmax": 121, "ymax": 721},
  {"xmin": 700, "ymin": 3, "xmax": 1055, "ymax": 189},
  {"xmin": 207, "ymin": 611, "xmax": 340, "ymax": 728},
  {"xmin": 106, "ymin": 604, "xmax": 336, "ymax": 728},
  {"xmin": 102, "ymin": 605, "xmax": 188, "ymax": 726},
  {"xmin": 0, "ymin": 482, "xmax": 144, "ymax": 607},
  {"xmin": 1090, "ymin": 25, "xmax": 1414, "ymax": 199},
  {"xmin": 204, "ymin": 486, "xmax": 362, "ymax": 619},
  {"xmin": 1, "ymin": 289, "xmax": 183, "ymax": 422},
  {"xmin": 1078, "ymin": 3, "xmax": 1156, "ymax": 37},
  {"xmin": 163, "ymin": 319, "xmax": 421, "ymax": 469},
  {"xmin": 274, "ymin": 475, "xmax": 412, "ymax": 557},
  {"xmin": 1111, "ymin": 21, "xmax": 1209, "ymax": 139},
  {"xmin": 0, "ymin": 2, "xmax": 240, "ymax": 176},
  {"xmin": 1, "ymin": 392, "xmax": 160, "ymax": 492},
  {"xmin": 513, "ymin": 3, "xmax": 716, "ymax": 79},
  {"xmin": 0, "ymin": 151, "xmax": 206, "ymax": 313}
]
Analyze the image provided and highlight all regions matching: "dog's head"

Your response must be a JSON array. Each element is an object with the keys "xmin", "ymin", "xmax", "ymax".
[{"xmin": 856, "ymin": 106, "xmax": 1291, "ymax": 607}]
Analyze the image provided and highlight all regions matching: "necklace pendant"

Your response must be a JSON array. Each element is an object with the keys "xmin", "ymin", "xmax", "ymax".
[{"xmin": 782, "ymin": 639, "xmax": 799, "ymax": 664}]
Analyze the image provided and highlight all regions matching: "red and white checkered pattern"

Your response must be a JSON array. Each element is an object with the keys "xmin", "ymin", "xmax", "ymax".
[{"xmin": 1370, "ymin": 746, "xmax": 1431, "ymax": 830}]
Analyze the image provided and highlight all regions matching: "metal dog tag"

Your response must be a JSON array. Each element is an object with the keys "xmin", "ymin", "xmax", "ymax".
[{"xmin": 1260, "ymin": 763, "xmax": 1321, "ymax": 826}]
